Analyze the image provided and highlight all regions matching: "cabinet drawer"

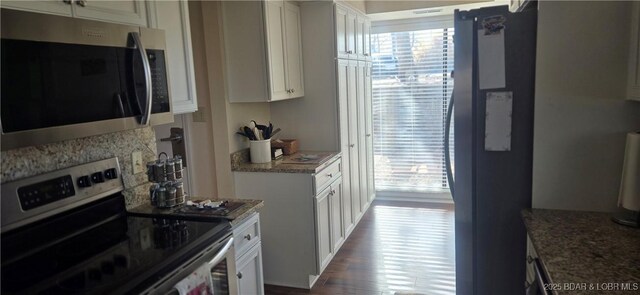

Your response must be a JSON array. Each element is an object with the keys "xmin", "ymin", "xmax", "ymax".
[
  {"xmin": 233, "ymin": 212, "xmax": 261, "ymax": 258},
  {"xmin": 314, "ymin": 158, "xmax": 342, "ymax": 195}
]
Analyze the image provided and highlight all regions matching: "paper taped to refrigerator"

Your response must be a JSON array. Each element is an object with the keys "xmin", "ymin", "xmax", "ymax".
[
  {"xmin": 478, "ymin": 29, "xmax": 506, "ymax": 90},
  {"xmin": 485, "ymin": 92, "xmax": 512, "ymax": 151}
]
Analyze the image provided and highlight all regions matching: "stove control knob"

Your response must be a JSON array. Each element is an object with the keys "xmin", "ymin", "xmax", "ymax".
[
  {"xmin": 91, "ymin": 172, "xmax": 105, "ymax": 184},
  {"xmin": 104, "ymin": 168, "xmax": 118, "ymax": 180},
  {"xmin": 101, "ymin": 261, "xmax": 115, "ymax": 274},
  {"xmin": 77, "ymin": 176, "xmax": 92, "ymax": 188}
]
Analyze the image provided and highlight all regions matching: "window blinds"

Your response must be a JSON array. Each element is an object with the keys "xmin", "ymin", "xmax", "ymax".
[{"xmin": 371, "ymin": 26, "xmax": 454, "ymax": 193}]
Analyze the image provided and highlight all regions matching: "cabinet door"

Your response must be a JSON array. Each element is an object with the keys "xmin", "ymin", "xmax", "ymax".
[
  {"xmin": 154, "ymin": 0, "xmax": 198, "ymax": 114},
  {"xmin": 72, "ymin": 0, "xmax": 147, "ymax": 26},
  {"xmin": 265, "ymin": 0, "xmax": 290, "ymax": 101},
  {"xmin": 1, "ymin": 0, "xmax": 73, "ymax": 16},
  {"xmin": 347, "ymin": 60, "xmax": 362, "ymax": 223},
  {"xmin": 314, "ymin": 187, "xmax": 332, "ymax": 273},
  {"xmin": 363, "ymin": 19, "xmax": 372, "ymax": 61},
  {"xmin": 335, "ymin": 5, "xmax": 349, "ymax": 59},
  {"xmin": 237, "ymin": 243, "xmax": 265, "ymax": 295},
  {"xmin": 364, "ymin": 62, "xmax": 375, "ymax": 202},
  {"xmin": 337, "ymin": 60, "xmax": 355, "ymax": 236},
  {"xmin": 356, "ymin": 62, "xmax": 368, "ymax": 214},
  {"xmin": 346, "ymin": 10, "xmax": 357, "ymax": 59},
  {"xmin": 284, "ymin": 2, "xmax": 304, "ymax": 98},
  {"xmin": 628, "ymin": 1, "xmax": 640, "ymax": 101},
  {"xmin": 330, "ymin": 179, "xmax": 345, "ymax": 252},
  {"xmin": 355, "ymin": 15, "xmax": 365, "ymax": 60}
]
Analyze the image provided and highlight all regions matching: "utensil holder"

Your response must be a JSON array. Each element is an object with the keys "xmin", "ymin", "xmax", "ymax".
[{"xmin": 250, "ymin": 139, "xmax": 272, "ymax": 163}]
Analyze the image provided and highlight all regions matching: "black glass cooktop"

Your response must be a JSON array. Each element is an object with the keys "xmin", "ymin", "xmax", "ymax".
[{"xmin": 1, "ymin": 195, "xmax": 231, "ymax": 295}]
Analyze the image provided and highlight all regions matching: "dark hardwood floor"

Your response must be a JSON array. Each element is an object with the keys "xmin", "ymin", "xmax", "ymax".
[{"xmin": 264, "ymin": 200, "xmax": 455, "ymax": 295}]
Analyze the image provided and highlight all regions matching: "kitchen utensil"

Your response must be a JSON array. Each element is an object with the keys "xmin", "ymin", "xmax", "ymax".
[
  {"xmin": 254, "ymin": 127, "xmax": 262, "ymax": 140},
  {"xmin": 243, "ymin": 126, "xmax": 256, "ymax": 140},
  {"xmin": 270, "ymin": 128, "xmax": 282, "ymax": 138}
]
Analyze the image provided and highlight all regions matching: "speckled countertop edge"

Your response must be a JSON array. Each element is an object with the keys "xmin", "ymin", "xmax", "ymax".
[
  {"xmin": 231, "ymin": 150, "xmax": 341, "ymax": 174},
  {"xmin": 522, "ymin": 209, "xmax": 640, "ymax": 295},
  {"xmin": 127, "ymin": 196, "xmax": 264, "ymax": 226}
]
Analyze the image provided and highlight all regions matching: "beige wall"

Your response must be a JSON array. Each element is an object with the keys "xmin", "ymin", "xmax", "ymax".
[
  {"xmin": 532, "ymin": 1, "xmax": 640, "ymax": 212},
  {"xmin": 338, "ymin": 0, "xmax": 366, "ymax": 13},
  {"xmin": 365, "ymin": 0, "xmax": 489, "ymax": 14},
  {"xmin": 192, "ymin": 0, "xmax": 271, "ymax": 197}
]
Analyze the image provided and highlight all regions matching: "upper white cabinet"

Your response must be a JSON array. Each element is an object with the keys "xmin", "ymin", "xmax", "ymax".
[
  {"xmin": 335, "ymin": 4, "xmax": 370, "ymax": 61},
  {"xmin": 150, "ymin": 0, "xmax": 198, "ymax": 114},
  {"xmin": 628, "ymin": 1, "xmax": 640, "ymax": 101},
  {"xmin": 1, "ymin": 0, "xmax": 147, "ymax": 26},
  {"xmin": 222, "ymin": 0, "xmax": 304, "ymax": 102}
]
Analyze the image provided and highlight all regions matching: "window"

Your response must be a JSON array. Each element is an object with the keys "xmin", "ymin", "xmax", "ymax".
[{"xmin": 372, "ymin": 23, "xmax": 454, "ymax": 193}]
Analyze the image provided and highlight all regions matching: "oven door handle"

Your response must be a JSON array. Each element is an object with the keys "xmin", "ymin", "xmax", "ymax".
[
  {"xmin": 130, "ymin": 31, "xmax": 153, "ymax": 126},
  {"xmin": 533, "ymin": 258, "xmax": 551, "ymax": 295},
  {"xmin": 208, "ymin": 237, "xmax": 234, "ymax": 267}
]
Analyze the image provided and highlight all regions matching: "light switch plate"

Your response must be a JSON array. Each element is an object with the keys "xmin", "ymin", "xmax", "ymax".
[
  {"xmin": 132, "ymin": 151, "xmax": 144, "ymax": 174},
  {"xmin": 192, "ymin": 107, "xmax": 206, "ymax": 123}
]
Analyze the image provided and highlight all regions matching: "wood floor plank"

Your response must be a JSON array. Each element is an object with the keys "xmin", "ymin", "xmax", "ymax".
[{"xmin": 264, "ymin": 200, "xmax": 455, "ymax": 295}]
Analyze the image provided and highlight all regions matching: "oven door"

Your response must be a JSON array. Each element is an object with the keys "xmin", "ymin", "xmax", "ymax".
[{"xmin": 141, "ymin": 235, "xmax": 239, "ymax": 295}]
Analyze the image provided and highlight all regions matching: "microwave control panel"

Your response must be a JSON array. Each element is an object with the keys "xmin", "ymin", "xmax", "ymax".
[{"xmin": 148, "ymin": 49, "xmax": 170, "ymax": 112}]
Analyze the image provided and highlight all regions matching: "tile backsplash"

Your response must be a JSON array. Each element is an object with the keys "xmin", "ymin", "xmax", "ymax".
[{"xmin": 1, "ymin": 127, "xmax": 158, "ymax": 208}]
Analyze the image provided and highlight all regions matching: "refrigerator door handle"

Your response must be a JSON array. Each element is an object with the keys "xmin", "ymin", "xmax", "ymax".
[{"xmin": 445, "ymin": 91, "xmax": 455, "ymax": 198}]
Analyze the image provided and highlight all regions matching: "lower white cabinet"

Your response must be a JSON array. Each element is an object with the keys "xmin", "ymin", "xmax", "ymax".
[
  {"xmin": 236, "ymin": 242, "xmax": 265, "ymax": 295},
  {"xmin": 234, "ymin": 156, "xmax": 364, "ymax": 289},
  {"xmin": 232, "ymin": 212, "xmax": 264, "ymax": 295}
]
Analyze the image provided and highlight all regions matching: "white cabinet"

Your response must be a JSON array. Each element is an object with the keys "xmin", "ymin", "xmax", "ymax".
[
  {"xmin": 233, "ymin": 212, "xmax": 264, "ymax": 295},
  {"xmin": 2, "ymin": 0, "xmax": 147, "ymax": 26},
  {"xmin": 234, "ymin": 156, "xmax": 347, "ymax": 289},
  {"xmin": 364, "ymin": 62, "xmax": 375, "ymax": 202},
  {"xmin": 314, "ymin": 185, "xmax": 333, "ymax": 273},
  {"xmin": 628, "ymin": 1, "xmax": 640, "ymax": 101},
  {"xmin": 335, "ymin": 3, "xmax": 369, "ymax": 61},
  {"xmin": 151, "ymin": 0, "xmax": 198, "ymax": 114},
  {"xmin": 337, "ymin": 60, "xmax": 355, "ymax": 236},
  {"xmin": 329, "ymin": 178, "xmax": 345, "ymax": 252},
  {"xmin": 73, "ymin": 0, "xmax": 147, "ymax": 26},
  {"xmin": 222, "ymin": 0, "xmax": 304, "ymax": 102},
  {"xmin": 1, "ymin": 0, "xmax": 72, "ymax": 16},
  {"xmin": 237, "ymin": 243, "xmax": 265, "ymax": 295}
]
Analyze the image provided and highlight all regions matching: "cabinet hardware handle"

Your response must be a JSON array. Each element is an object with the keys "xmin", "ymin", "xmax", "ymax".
[
  {"xmin": 347, "ymin": 50, "xmax": 353, "ymax": 54},
  {"xmin": 364, "ymin": 53, "xmax": 369, "ymax": 56},
  {"xmin": 332, "ymin": 189, "xmax": 336, "ymax": 195},
  {"xmin": 75, "ymin": 0, "xmax": 87, "ymax": 7},
  {"xmin": 349, "ymin": 144, "xmax": 355, "ymax": 148},
  {"xmin": 237, "ymin": 272, "xmax": 243, "ymax": 279},
  {"xmin": 366, "ymin": 134, "xmax": 371, "ymax": 137},
  {"xmin": 244, "ymin": 233, "xmax": 252, "ymax": 241},
  {"xmin": 290, "ymin": 88, "xmax": 295, "ymax": 93},
  {"xmin": 327, "ymin": 173, "xmax": 333, "ymax": 178},
  {"xmin": 63, "ymin": 0, "xmax": 72, "ymax": 4},
  {"xmin": 286, "ymin": 89, "xmax": 291, "ymax": 94},
  {"xmin": 526, "ymin": 255, "xmax": 534, "ymax": 264}
]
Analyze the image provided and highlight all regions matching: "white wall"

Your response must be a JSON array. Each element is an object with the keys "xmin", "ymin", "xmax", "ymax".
[
  {"xmin": 532, "ymin": 1, "xmax": 640, "ymax": 212},
  {"xmin": 195, "ymin": 0, "xmax": 271, "ymax": 197}
]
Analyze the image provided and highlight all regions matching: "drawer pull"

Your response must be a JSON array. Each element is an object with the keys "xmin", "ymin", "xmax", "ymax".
[
  {"xmin": 327, "ymin": 173, "xmax": 333, "ymax": 178},
  {"xmin": 237, "ymin": 272, "xmax": 243, "ymax": 279},
  {"xmin": 526, "ymin": 255, "xmax": 534, "ymax": 264},
  {"xmin": 244, "ymin": 233, "xmax": 252, "ymax": 241}
]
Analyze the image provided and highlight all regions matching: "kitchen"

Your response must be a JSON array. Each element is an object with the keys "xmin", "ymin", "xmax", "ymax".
[{"xmin": 1, "ymin": 0, "xmax": 640, "ymax": 295}]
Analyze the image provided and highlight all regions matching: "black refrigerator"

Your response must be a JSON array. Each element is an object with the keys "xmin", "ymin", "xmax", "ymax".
[{"xmin": 447, "ymin": 5, "xmax": 538, "ymax": 295}]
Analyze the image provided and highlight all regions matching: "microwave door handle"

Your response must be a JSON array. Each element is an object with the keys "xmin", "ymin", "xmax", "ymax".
[
  {"xmin": 208, "ymin": 237, "xmax": 234, "ymax": 267},
  {"xmin": 130, "ymin": 32, "xmax": 153, "ymax": 125}
]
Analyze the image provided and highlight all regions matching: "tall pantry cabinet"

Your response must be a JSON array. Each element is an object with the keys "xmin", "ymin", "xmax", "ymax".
[{"xmin": 272, "ymin": 1, "xmax": 375, "ymax": 241}]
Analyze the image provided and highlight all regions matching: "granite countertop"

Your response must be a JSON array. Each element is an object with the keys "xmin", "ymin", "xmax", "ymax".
[
  {"xmin": 231, "ymin": 149, "xmax": 341, "ymax": 174},
  {"xmin": 128, "ymin": 198, "xmax": 264, "ymax": 226},
  {"xmin": 522, "ymin": 209, "xmax": 640, "ymax": 294}
]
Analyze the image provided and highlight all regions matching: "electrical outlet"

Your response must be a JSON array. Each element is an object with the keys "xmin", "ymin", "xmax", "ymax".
[{"xmin": 132, "ymin": 151, "xmax": 144, "ymax": 174}]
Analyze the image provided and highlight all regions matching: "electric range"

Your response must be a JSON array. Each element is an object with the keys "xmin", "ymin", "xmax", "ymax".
[{"xmin": 0, "ymin": 157, "xmax": 232, "ymax": 294}]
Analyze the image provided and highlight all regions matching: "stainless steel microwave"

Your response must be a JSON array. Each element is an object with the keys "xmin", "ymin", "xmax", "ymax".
[{"xmin": 0, "ymin": 9, "xmax": 173, "ymax": 151}]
